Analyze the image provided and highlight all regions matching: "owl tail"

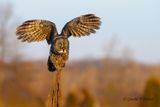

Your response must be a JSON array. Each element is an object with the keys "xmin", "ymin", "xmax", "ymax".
[{"xmin": 47, "ymin": 56, "xmax": 56, "ymax": 72}]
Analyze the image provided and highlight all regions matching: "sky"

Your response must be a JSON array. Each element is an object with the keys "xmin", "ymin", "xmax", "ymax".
[{"xmin": 1, "ymin": 0, "xmax": 160, "ymax": 63}]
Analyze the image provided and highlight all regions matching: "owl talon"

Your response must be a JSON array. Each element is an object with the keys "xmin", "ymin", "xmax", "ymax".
[{"xmin": 62, "ymin": 63, "xmax": 65, "ymax": 67}]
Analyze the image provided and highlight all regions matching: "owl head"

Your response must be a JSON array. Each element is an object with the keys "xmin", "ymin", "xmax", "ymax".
[{"xmin": 53, "ymin": 37, "xmax": 69, "ymax": 54}]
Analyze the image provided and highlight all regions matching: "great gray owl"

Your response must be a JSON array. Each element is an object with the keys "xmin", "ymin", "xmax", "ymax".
[{"xmin": 16, "ymin": 14, "xmax": 101, "ymax": 72}]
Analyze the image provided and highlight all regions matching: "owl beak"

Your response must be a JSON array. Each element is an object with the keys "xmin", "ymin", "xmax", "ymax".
[
  {"xmin": 59, "ymin": 50, "xmax": 67, "ymax": 54},
  {"xmin": 64, "ymin": 50, "xmax": 67, "ymax": 53},
  {"xmin": 59, "ymin": 50, "xmax": 63, "ymax": 53}
]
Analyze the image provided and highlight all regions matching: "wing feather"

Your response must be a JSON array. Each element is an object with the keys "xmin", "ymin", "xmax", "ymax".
[
  {"xmin": 61, "ymin": 14, "xmax": 101, "ymax": 38},
  {"xmin": 16, "ymin": 20, "xmax": 58, "ymax": 43}
]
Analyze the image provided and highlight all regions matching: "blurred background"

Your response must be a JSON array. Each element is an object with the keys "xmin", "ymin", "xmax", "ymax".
[{"xmin": 0, "ymin": 0, "xmax": 160, "ymax": 107}]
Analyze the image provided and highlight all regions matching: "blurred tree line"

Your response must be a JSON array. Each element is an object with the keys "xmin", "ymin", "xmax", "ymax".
[{"xmin": 0, "ymin": 3, "xmax": 21, "ymax": 62}]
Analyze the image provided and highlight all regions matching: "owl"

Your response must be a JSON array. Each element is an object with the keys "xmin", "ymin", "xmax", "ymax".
[{"xmin": 16, "ymin": 14, "xmax": 101, "ymax": 72}]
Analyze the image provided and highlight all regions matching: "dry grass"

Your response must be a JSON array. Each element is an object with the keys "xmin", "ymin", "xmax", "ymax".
[{"xmin": 0, "ymin": 59, "xmax": 160, "ymax": 107}]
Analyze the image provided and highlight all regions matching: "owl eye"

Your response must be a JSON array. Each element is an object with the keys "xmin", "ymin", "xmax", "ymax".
[
  {"xmin": 59, "ymin": 43, "xmax": 62, "ymax": 47},
  {"xmin": 58, "ymin": 42, "xmax": 63, "ymax": 48}
]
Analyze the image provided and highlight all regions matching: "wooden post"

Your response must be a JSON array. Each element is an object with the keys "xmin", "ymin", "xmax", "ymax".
[{"xmin": 47, "ymin": 70, "xmax": 62, "ymax": 107}]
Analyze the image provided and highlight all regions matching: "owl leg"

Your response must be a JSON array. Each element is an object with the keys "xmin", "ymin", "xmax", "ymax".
[{"xmin": 47, "ymin": 56, "xmax": 56, "ymax": 72}]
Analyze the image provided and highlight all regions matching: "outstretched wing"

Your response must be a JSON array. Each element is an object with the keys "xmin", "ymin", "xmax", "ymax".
[
  {"xmin": 16, "ymin": 20, "xmax": 58, "ymax": 44},
  {"xmin": 61, "ymin": 14, "xmax": 101, "ymax": 38}
]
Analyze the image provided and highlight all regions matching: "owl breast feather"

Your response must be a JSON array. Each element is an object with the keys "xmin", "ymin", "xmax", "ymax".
[{"xmin": 50, "ymin": 52, "xmax": 69, "ymax": 70}]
